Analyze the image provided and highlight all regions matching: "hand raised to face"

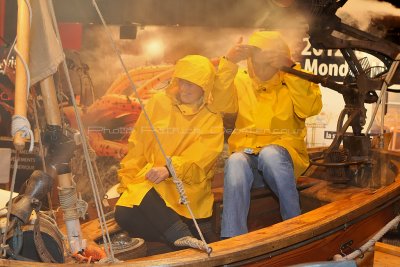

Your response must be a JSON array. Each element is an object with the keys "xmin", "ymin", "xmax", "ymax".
[
  {"xmin": 252, "ymin": 49, "xmax": 294, "ymax": 70},
  {"xmin": 251, "ymin": 49, "xmax": 294, "ymax": 81},
  {"xmin": 225, "ymin": 37, "xmax": 256, "ymax": 64}
]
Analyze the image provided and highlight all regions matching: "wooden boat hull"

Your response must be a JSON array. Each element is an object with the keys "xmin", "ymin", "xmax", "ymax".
[{"xmin": 2, "ymin": 151, "xmax": 400, "ymax": 266}]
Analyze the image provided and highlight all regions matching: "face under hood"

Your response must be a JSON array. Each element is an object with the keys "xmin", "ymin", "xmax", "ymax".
[
  {"xmin": 167, "ymin": 55, "xmax": 216, "ymax": 106},
  {"xmin": 247, "ymin": 31, "xmax": 291, "ymax": 84}
]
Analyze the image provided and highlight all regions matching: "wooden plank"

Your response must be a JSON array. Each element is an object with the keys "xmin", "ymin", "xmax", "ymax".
[
  {"xmin": 375, "ymin": 242, "xmax": 400, "ymax": 257},
  {"xmin": 374, "ymin": 250, "xmax": 400, "ymax": 267}
]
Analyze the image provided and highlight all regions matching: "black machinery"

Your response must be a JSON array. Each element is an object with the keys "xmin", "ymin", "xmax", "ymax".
[{"xmin": 278, "ymin": 0, "xmax": 400, "ymax": 185}]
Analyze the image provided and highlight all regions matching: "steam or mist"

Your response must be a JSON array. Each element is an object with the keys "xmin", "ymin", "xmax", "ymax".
[
  {"xmin": 66, "ymin": 0, "xmax": 400, "ymax": 99},
  {"xmin": 74, "ymin": 26, "xmax": 254, "ymax": 97},
  {"xmin": 338, "ymin": 0, "xmax": 400, "ymax": 31}
]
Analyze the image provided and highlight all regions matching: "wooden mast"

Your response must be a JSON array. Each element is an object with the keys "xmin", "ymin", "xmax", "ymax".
[
  {"xmin": 40, "ymin": 77, "xmax": 62, "ymax": 126},
  {"xmin": 13, "ymin": 0, "xmax": 31, "ymax": 151}
]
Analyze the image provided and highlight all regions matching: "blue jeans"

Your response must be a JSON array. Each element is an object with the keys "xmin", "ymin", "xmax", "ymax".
[{"xmin": 221, "ymin": 145, "xmax": 301, "ymax": 238}]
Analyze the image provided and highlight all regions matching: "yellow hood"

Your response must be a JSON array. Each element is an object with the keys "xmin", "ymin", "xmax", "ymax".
[
  {"xmin": 167, "ymin": 55, "xmax": 215, "ymax": 107},
  {"xmin": 248, "ymin": 31, "xmax": 290, "ymax": 56}
]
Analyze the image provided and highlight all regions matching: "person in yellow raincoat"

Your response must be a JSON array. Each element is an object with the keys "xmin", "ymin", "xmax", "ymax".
[
  {"xmin": 214, "ymin": 31, "xmax": 323, "ymax": 238},
  {"xmin": 115, "ymin": 55, "xmax": 223, "ymax": 248}
]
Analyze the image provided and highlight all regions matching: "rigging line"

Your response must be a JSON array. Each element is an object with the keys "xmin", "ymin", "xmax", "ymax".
[
  {"xmin": 91, "ymin": 0, "xmax": 211, "ymax": 254},
  {"xmin": 47, "ymin": 0, "xmax": 115, "ymax": 261},
  {"xmin": 366, "ymin": 53, "xmax": 400, "ymax": 135},
  {"xmin": 89, "ymin": 147, "xmax": 108, "ymax": 201},
  {"xmin": 1, "ymin": 154, "xmax": 20, "ymax": 258}
]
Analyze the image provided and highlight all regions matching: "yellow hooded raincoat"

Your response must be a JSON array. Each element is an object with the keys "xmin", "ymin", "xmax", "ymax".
[
  {"xmin": 214, "ymin": 31, "xmax": 322, "ymax": 178},
  {"xmin": 116, "ymin": 55, "xmax": 223, "ymax": 219}
]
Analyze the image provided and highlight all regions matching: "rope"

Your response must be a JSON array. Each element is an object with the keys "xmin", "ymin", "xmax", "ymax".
[
  {"xmin": 47, "ymin": 0, "xmax": 116, "ymax": 261},
  {"xmin": 88, "ymin": 146, "xmax": 107, "ymax": 200},
  {"xmin": 0, "ymin": 154, "xmax": 20, "ymax": 258},
  {"xmin": 168, "ymin": 159, "xmax": 188, "ymax": 205},
  {"xmin": 58, "ymin": 184, "xmax": 88, "ymax": 221},
  {"xmin": 91, "ymin": 0, "xmax": 212, "ymax": 255},
  {"xmin": 11, "ymin": 115, "xmax": 34, "ymax": 152},
  {"xmin": 174, "ymin": 236, "xmax": 212, "ymax": 255},
  {"xmin": 334, "ymin": 214, "xmax": 400, "ymax": 261}
]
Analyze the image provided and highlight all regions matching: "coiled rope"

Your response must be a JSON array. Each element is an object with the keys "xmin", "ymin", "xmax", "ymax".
[
  {"xmin": 11, "ymin": 115, "xmax": 34, "ymax": 152},
  {"xmin": 58, "ymin": 184, "xmax": 88, "ymax": 221},
  {"xmin": 91, "ymin": 0, "xmax": 212, "ymax": 255},
  {"xmin": 174, "ymin": 236, "xmax": 212, "ymax": 254}
]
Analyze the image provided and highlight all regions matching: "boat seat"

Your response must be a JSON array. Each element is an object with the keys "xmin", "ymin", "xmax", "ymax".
[
  {"xmin": 211, "ymin": 175, "xmax": 319, "ymax": 234},
  {"xmin": 299, "ymin": 178, "xmax": 370, "ymax": 213},
  {"xmin": 83, "ymin": 176, "xmax": 320, "ymax": 246}
]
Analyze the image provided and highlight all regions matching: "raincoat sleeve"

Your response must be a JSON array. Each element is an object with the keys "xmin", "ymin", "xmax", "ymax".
[
  {"xmin": 210, "ymin": 57, "xmax": 239, "ymax": 113},
  {"xmin": 284, "ymin": 64, "xmax": 323, "ymax": 118},
  {"xmin": 117, "ymin": 98, "xmax": 156, "ymax": 192},
  {"xmin": 170, "ymin": 120, "xmax": 223, "ymax": 185}
]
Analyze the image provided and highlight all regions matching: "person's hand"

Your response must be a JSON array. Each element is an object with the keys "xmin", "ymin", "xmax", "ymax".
[
  {"xmin": 265, "ymin": 50, "xmax": 294, "ymax": 70},
  {"xmin": 145, "ymin": 167, "xmax": 169, "ymax": 184},
  {"xmin": 225, "ymin": 37, "xmax": 254, "ymax": 64}
]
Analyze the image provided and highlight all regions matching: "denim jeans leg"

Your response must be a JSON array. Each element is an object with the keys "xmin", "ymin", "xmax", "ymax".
[
  {"xmin": 258, "ymin": 145, "xmax": 301, "ymax": 220},
  {"xmin": 221, "ymin": 152, "xmax": 254, "ymax": 238}
]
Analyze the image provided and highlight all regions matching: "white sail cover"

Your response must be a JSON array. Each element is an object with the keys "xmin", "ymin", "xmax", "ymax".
[{"xmin": 29, "ymin": 0, "xmax": 64, "ymax": 85}]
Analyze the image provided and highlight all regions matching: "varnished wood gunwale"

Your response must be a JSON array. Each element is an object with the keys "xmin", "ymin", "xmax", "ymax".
[
  {"xmin": 234, "ymin": 198, "xmax": 397, "ymax": 266},
  {"xmin": 2, "ymin": 151, "xmax": 400, "ymax": 266}
]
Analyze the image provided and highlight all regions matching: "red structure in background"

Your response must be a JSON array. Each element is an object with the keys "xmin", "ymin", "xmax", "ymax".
[
  {"xmin": 0, "ymin": 0, "xmax": 5, "ymax": 46},
  {"xmin": 58, "ymin": 23, "xmax": 83, "ymax": 50}
]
